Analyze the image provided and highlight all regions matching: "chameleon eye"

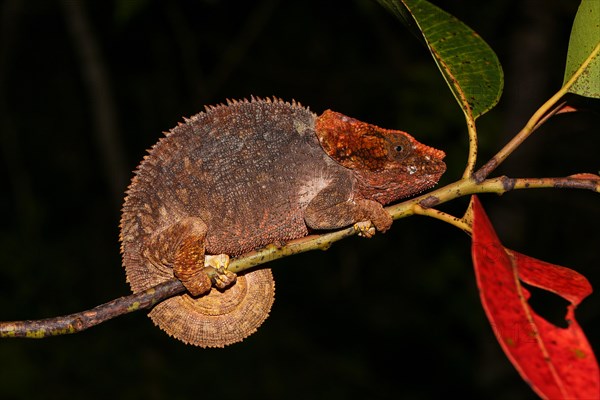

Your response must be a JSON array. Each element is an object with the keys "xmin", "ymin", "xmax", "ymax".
[{"xmin": 386, "ymin": 136, "xmax": 411, "ymax": 162}]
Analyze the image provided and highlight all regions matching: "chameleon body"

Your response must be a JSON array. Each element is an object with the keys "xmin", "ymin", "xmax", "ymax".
[{"xmin": 120, "ymin": 98, "xmax": 446, "ymax": 347}]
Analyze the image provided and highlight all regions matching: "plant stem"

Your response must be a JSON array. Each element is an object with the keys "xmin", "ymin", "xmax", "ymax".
[
  {"xmin": 462, "ymin": 114, "xmax": 478, "ymax": 179},
  {"xmin": 0, "ymin": 174, "xmax": 597, "ymax": 338},
  {"xmin": 413, "ymin": 204, "xmax": 472, "ymax": 234},
  {"xmin": 474, "ymin": 41, "xmax": 600, "ymax": 182},
  {"xmin": 0, "ymin": 280, "xmax": 184, "ymax": 338}
]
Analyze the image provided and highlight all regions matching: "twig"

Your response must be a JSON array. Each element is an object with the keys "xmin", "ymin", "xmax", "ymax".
[
  {"xmin": 0, "ymin": 280, "xmax": 185, "ymax": 338},
  {"xmin": 473, "ymin": 42, "xmax": 600, "ymax": 183},
  {"xmin": 412, "ymin": 204, "xmax": 472, "ymax": 234}
]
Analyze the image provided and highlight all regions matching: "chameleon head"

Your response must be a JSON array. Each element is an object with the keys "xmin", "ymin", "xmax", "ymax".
[{"xmin": 315, "ymin": 109, "xmax": 446, "ymax": 204}]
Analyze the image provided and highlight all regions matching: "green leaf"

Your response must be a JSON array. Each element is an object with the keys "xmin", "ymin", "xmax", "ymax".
[
  {"xmin": 563, "ymin": 0, "xmax": 600, "ymax": 99},
  {"xmin": 376, "ymin": 0, "xmax": 504, "ymax": 120}
]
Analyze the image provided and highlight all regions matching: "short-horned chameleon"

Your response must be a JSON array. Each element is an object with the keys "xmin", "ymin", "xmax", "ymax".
[{"xmin": 120, "ymin": 98, "xmax": 446, "ymax": 347}]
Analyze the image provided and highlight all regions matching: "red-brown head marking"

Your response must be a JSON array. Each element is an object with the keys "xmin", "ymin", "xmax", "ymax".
[{"xmin": 315, "ymin": 109, "xmax": 446, "ymax": 203}]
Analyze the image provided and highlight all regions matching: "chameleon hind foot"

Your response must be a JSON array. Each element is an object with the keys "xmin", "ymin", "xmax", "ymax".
[{"xmin": 204, "ymin": 254, "xmax": 236, "ymax": 289}]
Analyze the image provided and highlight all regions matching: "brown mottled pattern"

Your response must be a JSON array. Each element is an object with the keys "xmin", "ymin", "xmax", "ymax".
[{"xmin": 120, "ymin": 98, "xmax": 446, "ymax": 347}]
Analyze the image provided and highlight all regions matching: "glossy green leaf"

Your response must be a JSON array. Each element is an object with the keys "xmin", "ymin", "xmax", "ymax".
[
  {"xmin": 376, "ymin": 0, "xmax": 504, "ymax": 120},
  {"xmin": 563, "ymin": 0, "xmax": 600, "ymax": 98}
]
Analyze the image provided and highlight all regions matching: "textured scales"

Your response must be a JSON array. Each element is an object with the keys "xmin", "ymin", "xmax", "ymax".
[{"xmin": 120, "ymin": 97, "xmax": 446, "ymax": 347}]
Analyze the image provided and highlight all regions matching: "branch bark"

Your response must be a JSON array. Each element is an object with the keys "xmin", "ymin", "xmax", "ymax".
[
  {"xmin": 0, "ymin": 174, "xmax": 596, "ymax": 339},
  {"xmin": 0, "ymin": 280, "xmax": 184, "ymax": 338}
]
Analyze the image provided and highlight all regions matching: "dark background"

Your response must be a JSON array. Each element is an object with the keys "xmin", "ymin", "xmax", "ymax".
[{"xmin": 0, "ymin": 0, "xmax": 598, "ymax": 399}]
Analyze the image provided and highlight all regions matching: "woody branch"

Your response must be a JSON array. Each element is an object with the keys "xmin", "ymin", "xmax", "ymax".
[{"xmin": 0, "ymin": 172, "xmax": 597, "ymax": 338}]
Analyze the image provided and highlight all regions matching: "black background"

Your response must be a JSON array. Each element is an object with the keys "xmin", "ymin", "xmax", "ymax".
[{"xmin": 0, "ymin": 1, "xmax": 598, "ymax": 399}]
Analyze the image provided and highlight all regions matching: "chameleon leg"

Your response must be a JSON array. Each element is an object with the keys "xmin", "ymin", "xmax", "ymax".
[
  {"xmin": 172, "ymin": 220, "xmax": 211, "ymax": 296},
  {"xmin": 304, "ymin": 183, "xmax": 393, "ymax": 233},
  {"xmin": 146, "ymin": 217, "xmax": 235, "ymax": 297},
  {"xmin": 172, "ymin": 219, "xmax": 238, "ymax": 296}
]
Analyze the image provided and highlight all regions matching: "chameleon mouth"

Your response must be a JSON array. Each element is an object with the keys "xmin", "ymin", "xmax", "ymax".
[{"xmin": 360, "ymin": 164, "xmax": 446, "ymax": 204}]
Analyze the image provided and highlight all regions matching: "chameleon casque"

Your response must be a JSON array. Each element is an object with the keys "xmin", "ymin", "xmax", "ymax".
[{"xmin": 120, "ymin": 97, "xmax": 446, "ymax": 347}]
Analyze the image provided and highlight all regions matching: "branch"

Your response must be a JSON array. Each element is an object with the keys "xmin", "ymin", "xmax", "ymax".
[
  {"xmin": 413, "ymin": 204, "xmax": 473, "ymax": 234},
  {"xmin": 2, "ymin": 172, "xmax": 597, "ymax": 339},
  {"xmin": 0, "ymin": 280, "xmax": 184, "ymax": 338},
  {"xmin": 473, "ymin": 100, "xmax": 565, "ymax": 182},
  {"xmin": 411, "ymin": 175, "xmax": 600, "ymax": 233},
  {"xmin": 474, "ymin": 41, "xmax": 600, "ymax": 183}
]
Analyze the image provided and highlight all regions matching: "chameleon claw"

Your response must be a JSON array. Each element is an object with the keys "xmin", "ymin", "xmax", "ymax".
[
  {"xmin": 211, "ymin": 268, "xmax": 237, "ymax": 289},
  {"xmin": 204, "ymin": 254, "xmax": 236, "ymax": 289},
  {"xmin": 354, "ymin": 221, "xmax": 376, "ymax": 238}
]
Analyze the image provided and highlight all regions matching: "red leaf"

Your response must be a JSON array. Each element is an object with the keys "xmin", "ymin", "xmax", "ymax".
[{"xmin": 470, "ymin": 195, "xmax": 599, "ymax": 399}]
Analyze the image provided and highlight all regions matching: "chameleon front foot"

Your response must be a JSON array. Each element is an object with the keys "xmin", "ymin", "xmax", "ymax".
[{"xmin": 354, "ymin": 220, "xmax": 377, "ymax": 238}]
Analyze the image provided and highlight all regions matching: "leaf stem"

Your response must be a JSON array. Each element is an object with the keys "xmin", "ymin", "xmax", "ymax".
[{"xmin": 462, "ymin": 113, "xmax": 478, "ymax": 179}]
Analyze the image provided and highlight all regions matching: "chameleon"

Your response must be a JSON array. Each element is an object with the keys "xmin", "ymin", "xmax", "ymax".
[{"xmin": 120, "ymin": 97, "xmax": 446, "ymax": 347}]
